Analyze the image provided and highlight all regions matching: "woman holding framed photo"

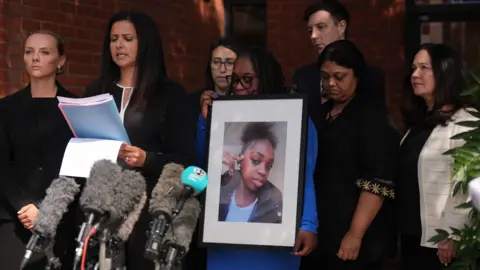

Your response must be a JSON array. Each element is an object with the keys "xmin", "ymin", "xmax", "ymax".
[{"xmin": 197, "ymin": 47, "xmax": 318, "ymax": 270}]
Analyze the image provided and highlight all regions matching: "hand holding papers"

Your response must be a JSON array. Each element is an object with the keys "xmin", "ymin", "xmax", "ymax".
[{"xmin": 57, "ymin": 94, "xmax": 129, "ymax": 178}]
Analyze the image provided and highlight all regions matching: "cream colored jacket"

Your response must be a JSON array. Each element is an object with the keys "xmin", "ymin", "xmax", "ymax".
[{"xmin": 401, "ymin": 108, "xmax": 478, "ymax": 248}]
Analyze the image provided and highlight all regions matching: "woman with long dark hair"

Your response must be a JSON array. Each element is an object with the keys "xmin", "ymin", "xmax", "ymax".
[
  {"xmin": 396, "ymin": 43, "xmax": 478, "ymax": 269},
  {"xmin": 301, "ymin": 40, "xmax": 399, "ymax": 270},
  {"xmin": 84, "ymin": 11, "xmax": 195, "ymax": 269}
]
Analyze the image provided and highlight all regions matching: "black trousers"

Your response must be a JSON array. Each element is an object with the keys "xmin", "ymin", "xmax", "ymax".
[
  {"xmin": 0, "ymin": 220, "xmax": 47, "ymax": 270},
  {"xmin": 400, "ymin": 234, "xmax": 444, "ymax": 270},
  {"xmin": 299, "ymin": 249, "xmax": 382, "ymax": 270}
]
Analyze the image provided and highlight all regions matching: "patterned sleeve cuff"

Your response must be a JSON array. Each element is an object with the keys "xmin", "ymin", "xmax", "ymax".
[{"xmin": 356, "ymin": 178, "xmax": 395, "ymax": 199}]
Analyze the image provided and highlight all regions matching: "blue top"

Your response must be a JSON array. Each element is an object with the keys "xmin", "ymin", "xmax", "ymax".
[{"xmin": 195, "ymin": 113, "xmax": 318, "ymax": 270}]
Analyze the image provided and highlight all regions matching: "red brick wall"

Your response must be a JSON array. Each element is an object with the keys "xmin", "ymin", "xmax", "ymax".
[
  {"xmin": 0, "ymin": 0, "xmax": 405, "ymax": 127},
  {"xmin": 268, "ymin": 0, "xmax": 405, "ymax": 127},
  {"xmin": 0, "ymin": 0, "xmax": 225, "ymax": 97}
]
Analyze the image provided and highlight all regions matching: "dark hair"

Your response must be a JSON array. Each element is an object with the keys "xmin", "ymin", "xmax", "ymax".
[
  {"xmin": 317, "ymin": 40, "xmax": 368, "ymax": 87},
  {"xmin": 402, "ymin": 43, "xmax": 472, "ymax": 127},
  {"xmin": 205, "ymin": 37, "xmax": 240, "ymax": 90},
  {"xmin": 241, "ymin": 122, "xmax": 278, "ymax": 153},
  {"xmin": 303, "ymin": 0, "xmax": 350, "ymax": 37},
  {"xmin": 27, "ymin": 30, "xmax": 66, "ymax": 74},
  {"xmin": 230, "ymin": 47, "xmax": 286, "ymax": 95},
  {"xmin": 97, "ymin": 11, "xmax": 167, "ymax": 107}
]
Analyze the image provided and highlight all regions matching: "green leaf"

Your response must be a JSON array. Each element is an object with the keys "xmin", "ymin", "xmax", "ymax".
[
  {"xmin": 453, "ymin": 181, "xmax": 463, "ymax": 196},
  {"xmin": 457, "ymin": 121, "xmax": 480, "ymax": 128},
  {"xmin": 470, "ymin": 71, "xmax": 480, "ymax": 85},
  {"xmin": 456, "ymin": 202, "xmax": 473, "ymax": 209},
  {"xmin": 466, "ymin": 109, "xmax": 480, "ymax": 119},
  {"xmin": 428, "ymin": 234, "xmax": 448, "ymax": 244},
  {"xmin": 451, "ymin": 132, "xmax": 474, "ymax": 140}
]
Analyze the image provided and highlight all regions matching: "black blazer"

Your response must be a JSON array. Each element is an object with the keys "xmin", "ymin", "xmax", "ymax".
[
  {"xmin": 84, "ymin": 79, "xmax": 196, "ymax": 269},
  {"xmin": 84, "ymin": 80, "xmax": 196, "ymax": 191},
  {"xmin": 0, "ymin": 84, "xmax": 76, "ymax": 221}
]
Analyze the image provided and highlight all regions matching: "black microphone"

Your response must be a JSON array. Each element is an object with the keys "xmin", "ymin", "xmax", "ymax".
[
  {"xmin": 74, "ymin": 159, "xmax": 146, "ymax": 269},
  {"xmin": 162, "ymin": 197, "xmax": 202, "ymax": 270},
  {"xmin": 144, "ymin": 163, "xmax": 185, "ymax": 262},
  {"xmin": 21, "ymin": 176, "xmax": 80, "ymax": 269}
]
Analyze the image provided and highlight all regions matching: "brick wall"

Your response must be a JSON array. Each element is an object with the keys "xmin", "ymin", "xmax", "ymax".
[
  {"xmin": 0, "ymin": 0, "xmax": 405, "ymax": 127},
  {"xmin": 268, "ymin": 0, "xmax": 406, "ymax": 128},
  {"xmin": 0, "ymin": 0, "xmax": 225, "ymax": 97}
]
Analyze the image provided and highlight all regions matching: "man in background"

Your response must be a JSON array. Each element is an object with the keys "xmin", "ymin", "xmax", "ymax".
[{"xmin": 292, "ymin": 0, "xmax": 386, "ymax": 121}]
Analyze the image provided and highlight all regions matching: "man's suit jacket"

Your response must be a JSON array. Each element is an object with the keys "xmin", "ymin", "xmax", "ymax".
[{"xmin": 0, "ymin": 83, "xmax": 76, "ymax": 221}]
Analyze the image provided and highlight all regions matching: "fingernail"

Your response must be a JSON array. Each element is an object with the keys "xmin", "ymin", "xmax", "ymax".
[{"xmin": 213, "ymin": 93, "xmax": 220, "ymax": 98}]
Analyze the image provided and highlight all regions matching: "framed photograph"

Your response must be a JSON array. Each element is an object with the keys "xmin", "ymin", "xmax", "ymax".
[{"xmin": 198, "ymin": 95, "xmax": 307, "ymax": 250}]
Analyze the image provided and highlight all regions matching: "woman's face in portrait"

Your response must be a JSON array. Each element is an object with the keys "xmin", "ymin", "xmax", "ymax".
[
  {"xmin": 110, "ymin": 20, "xmax": 138, "ymax": 69},
  {"xmin": 211, "ymin": 46, "xmax": 237, "ymax": 90},
  {"xmin": 321, "ymin": 60, "xmax": 357, "ymax": 102},
  {"xmin": 411, "ymin": 49, "xmax": 435, "ymax": 100},
  {"xmin": 229, "ymin": 56, "xmax": 259, "ymax": 96},
  {"xmin": 240, "ymin": 140, "xmax": 275, "ymax": 192},
  {"xmin": 24, "ymin": 33, "xmax": 65, "ymax": 79}
]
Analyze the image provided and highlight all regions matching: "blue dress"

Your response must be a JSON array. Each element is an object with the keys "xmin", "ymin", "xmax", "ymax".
[{"xmin": 195, "ymin": 113, "xmax": 319, "ymax": 270}]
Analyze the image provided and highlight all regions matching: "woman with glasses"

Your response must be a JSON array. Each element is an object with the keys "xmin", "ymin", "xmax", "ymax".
[
  {"xmin": 185, "ymin": 38, "xmax": 239, "ymax": 270},
  {"xmin": 192, "ymin": 38, "xmax": 239, "ymax": 168},
  {"xmin": 198, "ymin": 47, "xmax": 318, "ymax": 270}
]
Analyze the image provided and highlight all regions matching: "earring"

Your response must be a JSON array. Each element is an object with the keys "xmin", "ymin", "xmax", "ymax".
[
  {"xmin": 234, "ymin": 160, "xmax": 241, "ymax": 170},
  {"xmin": 56, "ymin": 66, "xmax": 61, "ymax": 73}
]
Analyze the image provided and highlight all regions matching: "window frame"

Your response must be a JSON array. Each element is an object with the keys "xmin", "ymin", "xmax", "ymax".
[
  {"xmin": 224, "ymin": 0, "xmax": 267, "ymax": 48},
  {"xmin": 404, "ymin": 0, "xmax": 480, "ymax": 71}
]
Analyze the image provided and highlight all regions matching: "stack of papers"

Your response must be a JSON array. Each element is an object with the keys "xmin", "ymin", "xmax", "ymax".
[{"xmin": 57, "ymin": 94, "xmax": 130, "ymax": 178}]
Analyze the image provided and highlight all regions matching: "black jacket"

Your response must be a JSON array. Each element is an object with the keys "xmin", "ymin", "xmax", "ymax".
[
  {"xmin": 292, "ymin": 62, "xmax": 386, "ymax": 121},
  {"xmin": 84, "ymin": 79, "xmax": 196, "ymax": 269},
  {"xmin": 218, "ymin": 170, "xmax": 283, "ymax": 224},
  {"xmin": 0, "ymin": 83, "xmax": 76, "ymax": 220}
]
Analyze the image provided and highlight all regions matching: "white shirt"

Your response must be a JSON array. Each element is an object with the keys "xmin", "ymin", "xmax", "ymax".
[{"xmin": 116, "ymin": 83, "xmax": 134, "ymax": 123}]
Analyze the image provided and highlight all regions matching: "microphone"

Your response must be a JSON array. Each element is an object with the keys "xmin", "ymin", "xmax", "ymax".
[
  {"xmin": 163, "ymin": 197, "xmax": 202, "ymax": 270},
  {"xmin": 172, "ymin": 166, "xmax": 208, "ymax": 217},
  {"xmin": 74, "ymin": 159, "xmax": 146, "ymax": 269},
  {"xmin": 116, "ymin": 191, "xmax": 147, "ymax": 243},
  {"xmin": 144, "ymin": 163, "xmax": 185, "ymax": 262},
  {"xmin": 21, "ymin": 176, "xmax": 80, "ymax": 269}
]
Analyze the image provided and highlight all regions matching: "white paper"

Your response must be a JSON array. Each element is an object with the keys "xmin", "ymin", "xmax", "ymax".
[
  {"xmin": 57, "ymin": 93, "xmax": 113, "ymax": 105},
  {"xmin": 59, "ymin": 138, "xmax": 124, "ymax": 178}
]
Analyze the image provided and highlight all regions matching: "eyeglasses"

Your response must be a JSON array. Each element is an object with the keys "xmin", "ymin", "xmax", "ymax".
[
  {"xmin": 211, "ymin": 58, "xmax": 235, "ymax": 70},
  {"xmin": 227, "ymin": 74, "xmax": 256, "ymax": 90}
]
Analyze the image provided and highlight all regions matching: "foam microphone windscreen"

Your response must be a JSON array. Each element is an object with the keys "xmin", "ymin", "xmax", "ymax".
[
  {"xmin": 110, "ymin": 167, "xmax": 146, "ymax": 224},
  {"xmin": 149, "ymin": 163, "xmax": 185, "ymax": 216},
  {"xmin": 34, "ymin": 176, "xmax": 80, "ymax": 239},
  {"xmin": 79, "ymin": 159, "xmax": 123, "ymax": 223},
  {"xmin": 170, "ymin": 197, "xmax": 201, "ymax": 253},
  {"xmin": 116, "ymin": 191, "xmax": 147, "ymax": 242}
]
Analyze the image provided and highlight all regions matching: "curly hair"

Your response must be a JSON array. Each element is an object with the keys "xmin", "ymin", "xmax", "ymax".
[
  {"xmin": 231, "ymin": 47, "xmax": 286, "ymax": 95},
  {"xmin": 240, "ymin": 122, "xmax": 278, "ymax": 154}
]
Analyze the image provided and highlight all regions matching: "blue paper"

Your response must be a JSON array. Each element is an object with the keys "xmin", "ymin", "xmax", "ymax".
[{"xmin": 58, "ymin": 95, "xmax": 130, "ymax": 144}]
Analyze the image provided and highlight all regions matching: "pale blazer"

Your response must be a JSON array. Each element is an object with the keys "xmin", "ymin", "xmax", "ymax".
[{"xmin": 401, "ymin": 108, "xmax": 478, "ymax": 248}]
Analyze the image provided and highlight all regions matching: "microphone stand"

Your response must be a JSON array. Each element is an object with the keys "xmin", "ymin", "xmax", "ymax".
[
  {"xmin": 98, "ymin": 229, "xmax": 110, "ymax": 270},
  {"xmin": 44, "ymin": 240, "xmax": 61, "ymax": 270}
]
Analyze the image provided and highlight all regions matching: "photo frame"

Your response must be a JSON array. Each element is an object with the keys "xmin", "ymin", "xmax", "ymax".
[{"xmin": 198, "ymin": 95, "xmax": 308, "ymax": 250}]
